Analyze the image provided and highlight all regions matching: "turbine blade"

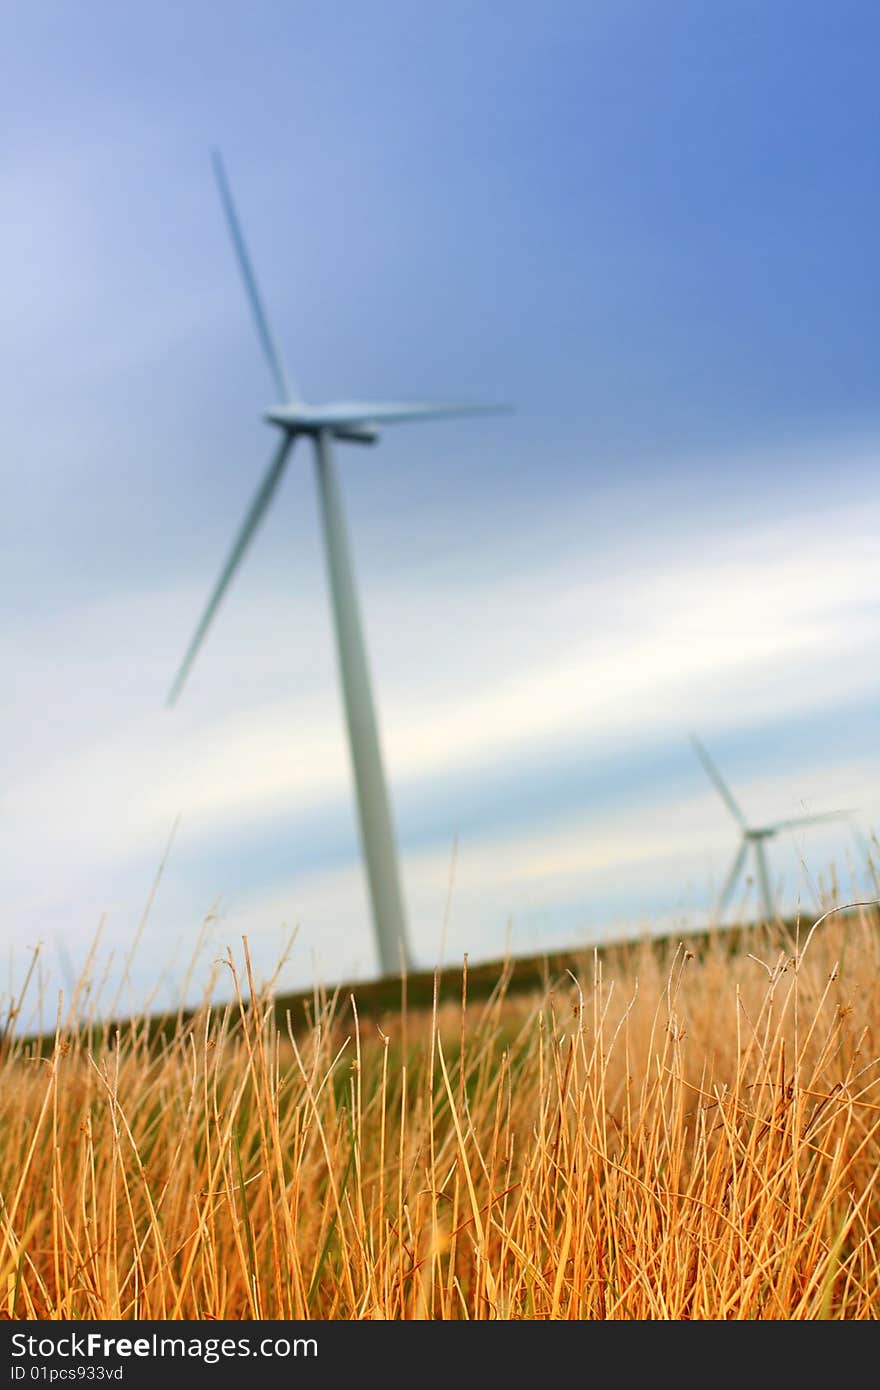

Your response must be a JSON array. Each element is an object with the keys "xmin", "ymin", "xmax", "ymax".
[
  {"xmin": 689, "ymin": 733, "xmax": 748, "ymax": 829},
  {"xmin": 266, "ymin": 401, "xmax": 514, "ymax": 432},
  {"xmin": 716, "ymin": 839, "xmax": 749, "ymax": 921},
  {"xmin": 167, "ymin": 435, "xmax": 295, "ymax": 705},
  {"xmin": 211, "ymin": 149, "xmax": 295, "ymax": 402},
  {"xmin": 336, "ymin": 401, "xmax": 513, "ymax": 426},
  {"xmin": 769, "ymin": 810, "xmax": 856, "ymax": 834}
]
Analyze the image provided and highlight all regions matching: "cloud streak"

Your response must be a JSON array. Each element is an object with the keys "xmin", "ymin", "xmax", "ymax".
[{"xmin": 5, "ymin": 472, "xmax": 879, "ymax": 1004}]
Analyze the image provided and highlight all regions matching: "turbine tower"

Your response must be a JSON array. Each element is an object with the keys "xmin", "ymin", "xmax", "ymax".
[
  {"xmin": 689, "ymin": 734, "xmax": 852, "ymax": 924},
  {"xmin": 168, "ymin": 152, "xmax": 508, "ymax": 977}
]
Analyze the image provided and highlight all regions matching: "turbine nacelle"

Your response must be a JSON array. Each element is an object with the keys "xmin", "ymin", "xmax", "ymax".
[
  {"xmin": 264, "ymin": 404, "xmax": 380, "ymax": 444},
  {"xmin": 263, "ymin": 399, "xmax": 509, "ymax": 443}
]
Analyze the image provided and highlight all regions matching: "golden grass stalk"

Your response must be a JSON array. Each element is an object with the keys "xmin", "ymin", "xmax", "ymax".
[{"xmin": 1, "ymin": 904, "xmax": 878, "ymax": 1319}]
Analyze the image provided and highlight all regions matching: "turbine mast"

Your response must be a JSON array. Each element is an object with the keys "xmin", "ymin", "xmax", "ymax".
[
  {"xmin": 313, "ymin": 428, "xmax": 412, "ymax": 975},
  {"xmin": 753, "ymin": 839, "xmax": 775, "ymax": 923}
]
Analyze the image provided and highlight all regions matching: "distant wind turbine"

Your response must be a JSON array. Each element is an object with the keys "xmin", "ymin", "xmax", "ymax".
[
  {"xmin": 689, "ymin": 734, "xmax": 853, "ymax": 924},
  {"xmin": 167, "ymin": 151, "xmax": 509, "ymax": 978}
]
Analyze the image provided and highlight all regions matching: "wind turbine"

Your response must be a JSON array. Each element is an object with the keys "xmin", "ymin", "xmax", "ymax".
[
  {"xmin": 689, "ymin": 734, "xmax": 853, "ymax": 924},
  {"xmin": 167, "ymin": 151, "xmax": 508, "ymax": 977}
]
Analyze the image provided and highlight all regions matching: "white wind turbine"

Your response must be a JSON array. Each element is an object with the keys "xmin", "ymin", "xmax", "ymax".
[
  {"xmin": 167, "ymin": 152, "xmax": 509, "ymax": 977},
  {"xmin": 690, "ymin": 734, "xmax": 854, "ymax": 924}
]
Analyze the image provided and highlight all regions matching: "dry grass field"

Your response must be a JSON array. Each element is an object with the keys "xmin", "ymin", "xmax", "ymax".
[{"xmin": 1, "ymin": 900, "xmax": 879, "ymax": 1320}]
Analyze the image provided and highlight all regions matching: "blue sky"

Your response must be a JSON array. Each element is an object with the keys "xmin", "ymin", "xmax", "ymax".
[{"xmin": 3, "ymin": 1, "xmax": 880, "ymax": 1021}]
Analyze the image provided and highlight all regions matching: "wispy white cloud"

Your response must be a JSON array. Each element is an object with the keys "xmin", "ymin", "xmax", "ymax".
[{"xmin": 7, "ymin": 487, "xmax": 879, "ymax": 851}]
